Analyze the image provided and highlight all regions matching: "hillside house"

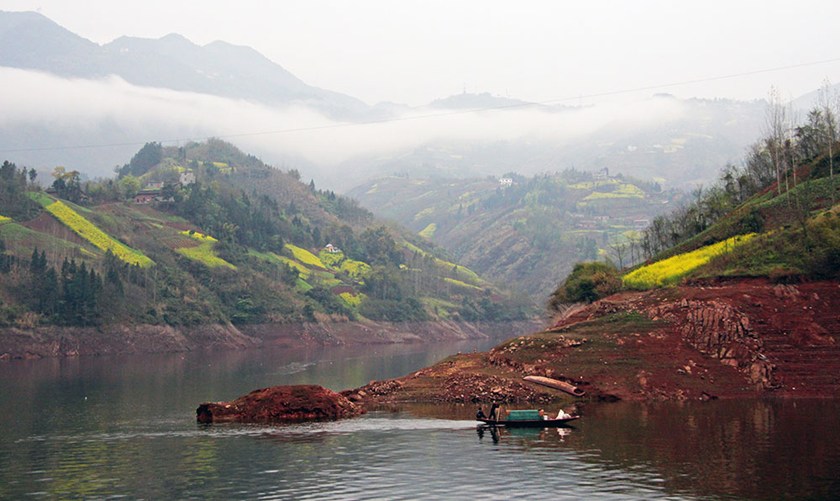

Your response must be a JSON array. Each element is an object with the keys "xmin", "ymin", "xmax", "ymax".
[
  {"xmin": 133, "ymin": 188, "xmax": 161, "ymax": 204},
  {"xmin": 324, "ymin": 243, "xmax": 340, "ymax": 253},
  {"xmin": 180, "ymin": 171, "xmax": 196, "ymax": 185},
  {"xmin": 576, "ymin": 219, "xmax": 597, "ymax": 230},
  {"xmin": 499, "ymin": 177, "xmax": 513, "ymax": 187}
]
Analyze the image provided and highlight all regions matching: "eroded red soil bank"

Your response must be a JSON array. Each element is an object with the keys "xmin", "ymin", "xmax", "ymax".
[{"xmin": 346, "ymin": 279, "xmax": 840, "ymax": 405}]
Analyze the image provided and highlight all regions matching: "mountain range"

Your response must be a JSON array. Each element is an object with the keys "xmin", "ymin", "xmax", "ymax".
[
  {"xmin": 0, "ymin": 10, "xmax": 368, "ymax": 119},
  {"xmin": 0, "ymin": 10, "xmax": 822, "ymax": 193}
]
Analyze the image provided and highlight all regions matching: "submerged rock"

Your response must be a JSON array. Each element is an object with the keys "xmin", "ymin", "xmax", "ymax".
[{"xmin": 196, "ymin": 384, "xmax": 365, "ymax": 424}]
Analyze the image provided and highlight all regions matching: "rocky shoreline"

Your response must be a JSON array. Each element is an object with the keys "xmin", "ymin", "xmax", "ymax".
[
  {"xmin": 193, "ymin": 279, "xmax": 840, "ymax": 425},
  {"xmin": 14, "ymin": 278, "xmax": 840, "ymax": 424},
  {"xmin": 0, "ymin": 319, "xmax": 543, "ymax": 360},
  {"xmin": 339, "ymin": 279, "xmax": 840, "ymax": 405}
]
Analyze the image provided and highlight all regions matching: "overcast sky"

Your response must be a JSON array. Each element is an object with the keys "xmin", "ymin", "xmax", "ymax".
[{"xmin": 4, "ymin": 0, "xmax": 840, "ymax": 106}]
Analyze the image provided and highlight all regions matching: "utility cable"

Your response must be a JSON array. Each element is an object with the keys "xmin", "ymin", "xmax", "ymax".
[{"xmin": 1, "ymin": 57, "xmax": 839, "ymax": 154}]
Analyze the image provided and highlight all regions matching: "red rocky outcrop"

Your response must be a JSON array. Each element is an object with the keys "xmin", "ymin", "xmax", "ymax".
[
  {"xmin": 647, "ymin": 299, "xmax": 775, "ymax": 390},
  {"xmin": 196, "ymin": 384, "xmax": 365, "ymax": 424}
]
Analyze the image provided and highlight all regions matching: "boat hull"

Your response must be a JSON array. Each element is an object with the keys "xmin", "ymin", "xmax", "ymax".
[{"xmin": 477, "ymin": 416, "xmax": 579, "ymax": 428}]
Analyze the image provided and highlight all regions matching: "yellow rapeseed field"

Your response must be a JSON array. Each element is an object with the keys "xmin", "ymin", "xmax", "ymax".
[
  {"xmin": 284, "ymin": 244, "xmax": 327, "ymax": 269},
  {"xmin": 45, "ymin": 201, "xmax": 154, "ymax": 267},
  {"xmin": 180, "ymin": 230, "xmax": 218, "ymax": 242},
  {"xmin": 176, "ymin": 242, "xmax": 236, "ymax": 269},
  {"xmin": 623, "ymin": 233, "xmax": 756, "ymax": 289},
  {"xmin": 340, "ymin": 259, "xmax": 372, "ymax": 279},
  {"xmin": 339, "ymin": 292, "xmax": 365, "ymax": 308},
  {"xmin": 444, "ymin": 277, "xmax": 483, "ymax": 290}
]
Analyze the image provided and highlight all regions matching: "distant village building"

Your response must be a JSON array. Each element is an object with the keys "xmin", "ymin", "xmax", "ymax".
[
  {"xmin": 593, "ymin": 167, "xmax": 610, "ymax": 180},
  {"xmin": 133, "ymin": 172, "xmax": 195, "ymax": 204},
  {"xmin": 133, "ymin": 188, "xmax": 161, "ymax": 204},
  {"xmin": 180, "ymin": 171, "xmax": 196, "ymax": 185},
  {"xmin": 499, "ymin": 177, "xmax": 513, "ymax": 187},
  {"xmin": 324, "ymin": 243, "xmax": 340, "ymax": 253}
]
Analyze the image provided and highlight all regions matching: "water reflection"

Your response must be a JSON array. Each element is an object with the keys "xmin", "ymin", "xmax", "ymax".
[
  {"xmin": 475, "ymin": 424, "xmax": 574, "ymax": 445},
  {"xmin": 567, "ymin": 400, "xmax": 840, "ymax": 500}
]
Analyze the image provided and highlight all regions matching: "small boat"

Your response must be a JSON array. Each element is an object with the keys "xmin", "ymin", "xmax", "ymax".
[
  {"xmin": 477, "ymin": 415, "xmax": 579, "ymax": 428},
  {"xmin": 477, "ymin": 409, "xmax": 579, "ymax": 428}
]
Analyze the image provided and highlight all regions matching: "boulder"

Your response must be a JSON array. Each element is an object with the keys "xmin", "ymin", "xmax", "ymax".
[{"xmin": 196, "ymin": 384, "xmax": 365, "ymax": 424}]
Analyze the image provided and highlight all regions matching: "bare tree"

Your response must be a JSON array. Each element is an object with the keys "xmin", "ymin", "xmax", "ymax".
[
  {"xmin": 818, "ymin": 80, "xmax": 838, "ymax": 201},
  {"xmin": 609, "ymin": 242, "xmax": 627, "ymax": 270},
  {"xmin": 765, "ymin": 86, "xmax": 789, "ymax": 196}
]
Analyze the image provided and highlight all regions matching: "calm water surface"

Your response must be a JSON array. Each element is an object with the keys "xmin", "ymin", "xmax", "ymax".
[{"xmin": 2, "ymin": 336, "xmax": 840, "ymax": 499}]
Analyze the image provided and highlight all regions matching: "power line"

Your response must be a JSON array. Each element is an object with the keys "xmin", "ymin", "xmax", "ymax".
[{"xmin": 2, "ymin": 57, "xmax": 840, "ymax": 155}]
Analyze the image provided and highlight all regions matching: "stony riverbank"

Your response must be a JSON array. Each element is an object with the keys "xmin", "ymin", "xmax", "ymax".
[
  {"xmin": 342, "ymin": 279, "xmax": 840, "ymax": 404},
  {"xmin": 0, "ymin": 319, "xmax": 543, "ymax": 360}
]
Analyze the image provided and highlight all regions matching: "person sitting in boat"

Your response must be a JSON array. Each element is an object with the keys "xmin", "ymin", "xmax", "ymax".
[
  {"xmin": 476, "ymin": 407, "xmax": 486, "ymax": 420},
  {"xmin": 556, "ymin": 409, "xmax": 572, "ymax": 419},
  {"xmin": 539, "ymin": 408, "xmax": 547, "ymax": 420},
  {"xmin": 488, "ymin": 402, "xmax": 499, "ymax": 421}
]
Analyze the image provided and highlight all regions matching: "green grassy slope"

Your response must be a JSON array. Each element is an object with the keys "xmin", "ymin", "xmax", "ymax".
[
  {"xmin": 347, "ymin": 171, "xmax": 681, "ymax": 299},
  {"xmin": 0, "ymin": 142, "xmax": 532, "ymax": 329},
  {"xmin": 620, "ymin": 152, "xmax": 840, "ymax": 289}
]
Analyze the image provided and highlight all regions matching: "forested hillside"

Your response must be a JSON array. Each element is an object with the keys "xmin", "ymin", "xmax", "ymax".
[
  {"xmin": 348, "ymin": 170, "xmax": 682, "ymax": 299},
  {"xmin": 531, "ymin": 94, "xmax": 840, "ymax": 402},
  {"xmin": 551, "ymin": 88, "xmax": 840, "ymax": 306},
  {"xmin": 0, "ymin": 140, "xmax": 530, "ymax": 330}
]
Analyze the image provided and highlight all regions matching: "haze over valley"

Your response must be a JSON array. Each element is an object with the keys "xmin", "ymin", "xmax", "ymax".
[{"xmin": 2, "ymin": 7, "xmax": 837, "ymax": 192}]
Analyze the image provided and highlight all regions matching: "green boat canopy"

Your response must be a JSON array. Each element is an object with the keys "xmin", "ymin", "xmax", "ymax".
[{"xmin": 506, "ymin": 410, "xmax": 542, "ymax": 421}]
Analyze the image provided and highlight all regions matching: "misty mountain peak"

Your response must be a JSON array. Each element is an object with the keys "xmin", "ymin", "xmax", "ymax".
[
  {"xmin": 0, "ymin": 10, "xmax": 61, "ymax": 33},
  {"xmin": 161, "ymin": 32, "xmax": 192, "ymax": 44},
  {"xmin": 0, "ymin": 10, "xmax": 99, "ymax": 72},
  {"xmin": 105, "ymin": 33, "xmax": 202, "ymax": 57},
  {"xmin": 1, "ymin": 10, "xmax": 368, "ymax": 120}
]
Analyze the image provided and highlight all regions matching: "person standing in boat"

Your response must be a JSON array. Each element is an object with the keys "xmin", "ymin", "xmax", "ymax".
[{"xmin": 488, "ymin": 402, "xmax": 500, "ymax": 421}]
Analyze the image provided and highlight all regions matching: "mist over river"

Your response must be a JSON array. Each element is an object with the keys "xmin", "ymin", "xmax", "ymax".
[{"xmin": 2, "ymin": 335, "xmax": 839, "ymax": 499}]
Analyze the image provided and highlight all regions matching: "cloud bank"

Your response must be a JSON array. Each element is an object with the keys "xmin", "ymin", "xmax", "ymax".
[{"xmin": 0, "ymin": 67, "xmax": 688, "ymax": 179}]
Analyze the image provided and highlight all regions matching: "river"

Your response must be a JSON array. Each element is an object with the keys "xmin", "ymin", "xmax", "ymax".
[{"xmin": 1, "ymin": 337, "xmax": 839, "ymax": 499}]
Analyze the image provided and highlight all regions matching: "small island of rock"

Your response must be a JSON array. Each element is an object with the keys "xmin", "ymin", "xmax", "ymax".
[{"xmin": 196, "ymin": 384, "xmax": 365, "ymax": 424}]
